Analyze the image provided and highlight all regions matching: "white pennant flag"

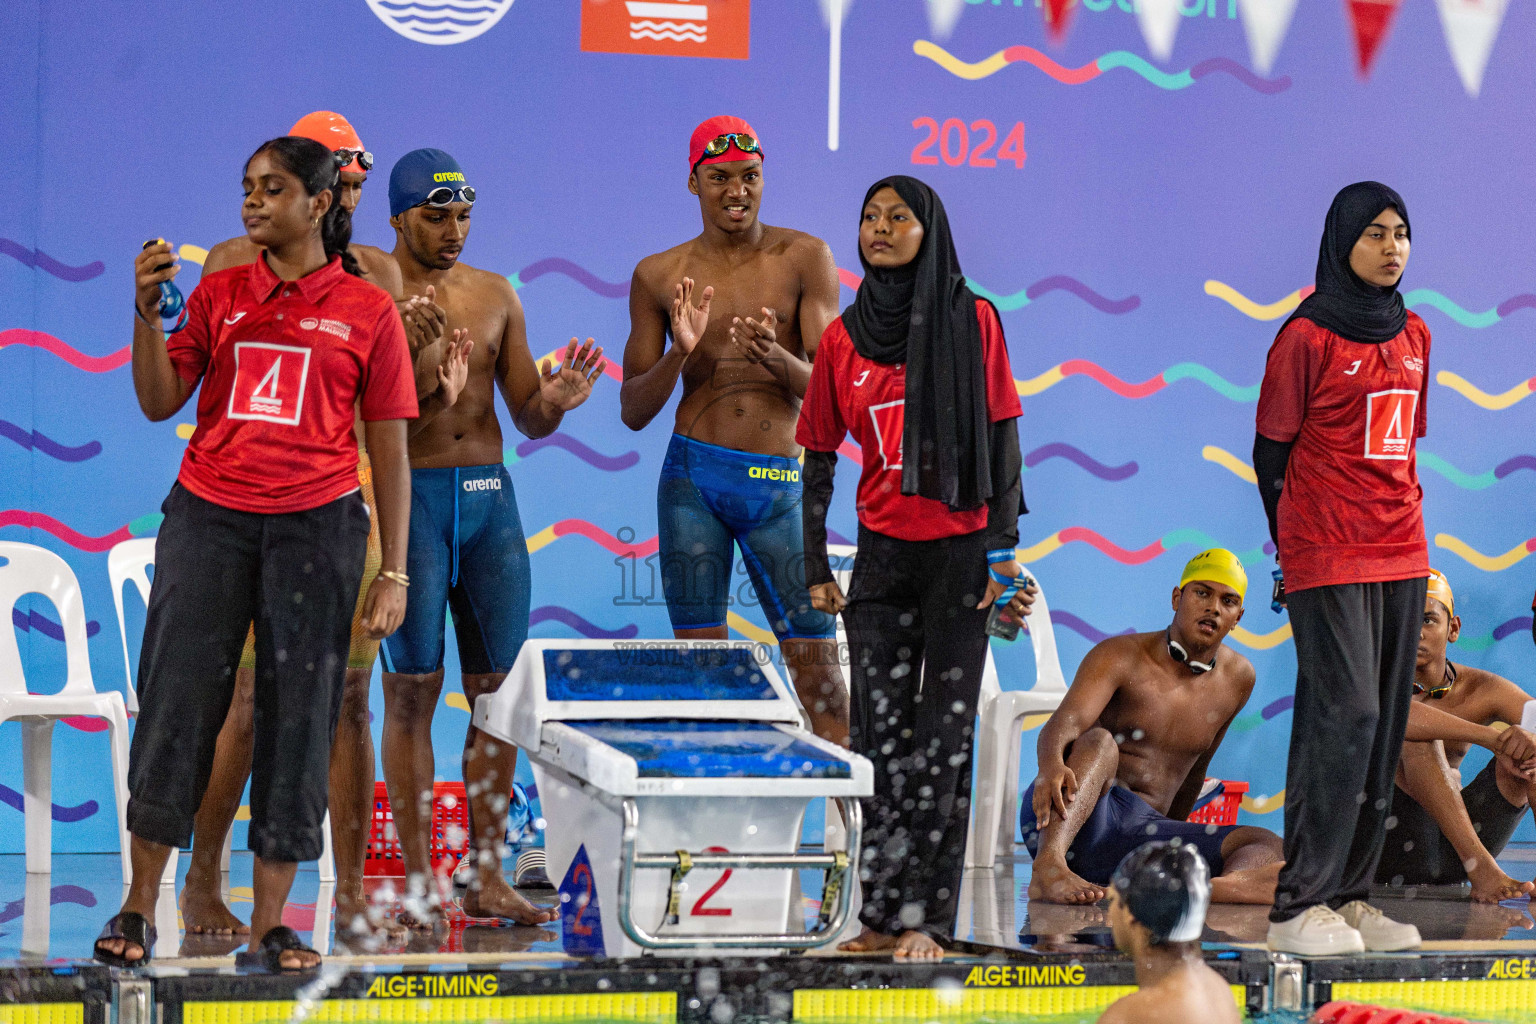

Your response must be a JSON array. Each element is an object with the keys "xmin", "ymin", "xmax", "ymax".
[
  {"xmin": 1434, "ymin": 0, "xmax": 1509, "ymax": 97},
  {"xmin": 925, "ymin": 0, "xmax": 966, "ymax": 38},
  {"xmin": 1236, "ymin": 0, "xmax": 1300, "ymax": 75},
  {"xmin": 1136, "ymin": 0, "xmax": 1182, "ymax": 62}
]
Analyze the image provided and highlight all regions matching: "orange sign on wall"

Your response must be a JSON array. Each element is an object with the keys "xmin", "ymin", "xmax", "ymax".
[{"xmin": 581, "ymin": 0, "xmax": 751, "ymax": 60}]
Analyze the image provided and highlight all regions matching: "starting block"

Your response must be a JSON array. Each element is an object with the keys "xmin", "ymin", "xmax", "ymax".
[{"xmin": 473, "ymin": 640, "xmax": 872, "ymax": 957}]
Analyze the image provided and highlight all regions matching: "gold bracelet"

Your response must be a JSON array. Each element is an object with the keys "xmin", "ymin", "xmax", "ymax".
[{"xmin": 377, "ymin": 569, "xmax": 410, "ymax": 587}]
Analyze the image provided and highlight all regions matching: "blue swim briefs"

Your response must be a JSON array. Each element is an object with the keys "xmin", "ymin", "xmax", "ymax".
[
  {"xmin": 656, "ymin": 434, "xmax": 835, "ymax": 641},
  {"xmin": 1020, "ymin": 780, "xmax": 1236, "ymax": 885},
  {"xmin": 382, "ymin": 463, "xmax": 531, "ymax": 675}
]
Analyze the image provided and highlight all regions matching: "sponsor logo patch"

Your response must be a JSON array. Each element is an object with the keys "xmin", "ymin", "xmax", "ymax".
[
  {"xmin": 228, "ymin": 342, "xmax": 311, "ymax": 425},
  {"xmin": 1364, "ymin": 389, "xmax": 1418, "ymax": 460},
  {"xmin": 581, "ymin": 1, "xmax": 750, "ymax": 60}
]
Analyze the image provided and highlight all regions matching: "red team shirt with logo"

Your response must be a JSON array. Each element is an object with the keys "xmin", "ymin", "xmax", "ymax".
[
  {"xmin": 167, "ymin": 255, "xmax": 417, "ymax": 514},
  {"xmin": 797, "ymin": 299, "xmax": 1022, "ymax": 541},
  {"xmin": 1255, "ymin": 313, "xmax": 1431, "ymax": 593}
]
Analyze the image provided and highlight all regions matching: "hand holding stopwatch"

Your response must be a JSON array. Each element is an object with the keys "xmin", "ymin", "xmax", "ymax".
[{"xmin": 138, "ymin": 239, "xmax": 188, "ymax": 332}]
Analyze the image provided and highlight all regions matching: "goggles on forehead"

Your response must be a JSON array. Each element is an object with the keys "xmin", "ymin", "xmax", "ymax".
[
  {"xmin": 336, "ymin": 147, "xmax": 374, "ymax": 173},
  {"xmin": 421, "ymin": 185, "xmax": 475, "ymax": 207},
  {"xmin": 699, "ymin": 133, "xmax": 761, "ymax": 162}
]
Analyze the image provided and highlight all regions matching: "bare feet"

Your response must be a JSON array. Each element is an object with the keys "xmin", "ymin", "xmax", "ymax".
[
  {"xmin": 894, "ymin": 930, "xmax": 944, "ymax": 960},
  {"xmin": 1028, "ymin": 855, "xmax": 1106, "ymax": 904},
  {"xmin": 180, "ymin": 880, "xmax": 249, "ymax": 935},
  {"xmin": 837, "ymin": 927, "xmax": 897, "ymax": 953},
  {"xmin": 1468, "ymin": 862, "xmax": 1535, "ymax": 904},
  {"xmin": 335, "ymin": 888, "xmax": 408, "ymax": 949},
  {"xmin": 460, "ymin": 873, "xmax": 559, "ymax": 925}
]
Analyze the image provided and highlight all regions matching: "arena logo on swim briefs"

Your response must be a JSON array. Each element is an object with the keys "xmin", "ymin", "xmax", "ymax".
[
  {"xmin": 964, "ymin": 964, "xmax": 1087, "ymax": 987},
  {"xmin": 747, "ymin": 466, "xmax": 797, "ymax": 481},
  {"xmin": 580, "ymin": 0, "xmax": 750, "ymax": 60},
  {"xmin": 363, "ymin": 973, "xmax": 500, "ymax": 997},
  {"xmin": 363, "ymin": 0, "xmax": 517, "ymax": 46}
]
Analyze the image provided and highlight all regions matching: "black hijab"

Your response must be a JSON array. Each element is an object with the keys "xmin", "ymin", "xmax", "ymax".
[
  {"xmin": 843, "ymin": 176, "xmax": 992, "ymax": 511},
  {"xmin": 1284, "ymin": 181, "xmax": 1410, "ymax": 344}
]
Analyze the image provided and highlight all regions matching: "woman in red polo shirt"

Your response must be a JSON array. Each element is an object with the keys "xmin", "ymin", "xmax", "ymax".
[
  {"xmin": 95, "ymin": 137, "xmax": 417, "ymax": 971},
  {"xmin": 1256, "ymin": 182, "xmax": 1429, "ymax": 957},
  {"xmin": 798, "ymin": 176, "xmax": 1036, "ymax": 960}
]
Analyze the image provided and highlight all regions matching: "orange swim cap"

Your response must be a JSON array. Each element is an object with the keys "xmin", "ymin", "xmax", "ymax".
[{"xmin": 289, "ymin": 111, "xmax": 370, "ymax": 174}]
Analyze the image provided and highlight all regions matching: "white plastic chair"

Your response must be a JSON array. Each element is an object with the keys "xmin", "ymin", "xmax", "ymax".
[
  {"xmin": 964, "ymin": 562, "xmax": 1069, "ymax": 868},
  {"xmin": 0, "ymin": 541, "xmax": 133, "ymax": 879},
  {"xmin": 106, "ymin": 537, "xmax": 335, "ymax": 884}
]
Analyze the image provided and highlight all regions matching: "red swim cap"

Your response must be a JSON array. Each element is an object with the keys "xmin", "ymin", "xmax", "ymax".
[
  {"xmin": 689, "ymin": 115, "xmax": 763, "ymax": 170},
  {"xmin": 290, "ymin": 111, "xmax": 369, "ymax": 174}
]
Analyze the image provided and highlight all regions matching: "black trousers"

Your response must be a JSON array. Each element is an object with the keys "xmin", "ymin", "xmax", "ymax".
[
  {"xmin": 1271, "ymin": 576, "xmax": 1427, "ymax": 923},
  {"xmin": 127, "ymin": 484, "xmax": 369, "ymax": 862},
  {"xmin": 843, "ymin": 525, "xmax": 991, "ymax": 940}
]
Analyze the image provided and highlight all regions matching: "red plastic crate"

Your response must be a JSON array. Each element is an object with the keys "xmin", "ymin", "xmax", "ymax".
[
  {"xmin": 1186, "ymin": 780, "xmax": 1248, "ymax": 827},
  {"xmin": 364, "ymin": 781, "xmax": 470, "ymax": 877}
]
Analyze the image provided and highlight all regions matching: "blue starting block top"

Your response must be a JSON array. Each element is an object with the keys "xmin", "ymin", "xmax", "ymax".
[
  {"xmin": 544, "ymin": 648, "xmax": 777, "ymax": 703},
  {"xmin": 570, "ymin": 720, "xmax": 852, "ymax": 779}
]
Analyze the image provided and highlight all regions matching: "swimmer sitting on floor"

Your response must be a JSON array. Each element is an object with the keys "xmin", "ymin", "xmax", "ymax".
[
  {"xmin": 1099, "ymin": 842, "xmax": 1240, "ymax": 1024},
  {"xmin": 1024, "ymin": 549, "xmax": 1284, "ymax": 905},
  {"xmin": 1373, "ymin": 569, "xmax": 1536, "ymax": 902}
]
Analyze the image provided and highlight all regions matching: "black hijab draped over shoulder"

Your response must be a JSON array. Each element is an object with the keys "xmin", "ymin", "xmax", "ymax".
[
  {"xmin": 1285, "ymin": 181, "xmax": 1410, "ymax": 344},
  {"xmin": 842, "ymin": 175, "xmax": 993, "ymax": 511}
]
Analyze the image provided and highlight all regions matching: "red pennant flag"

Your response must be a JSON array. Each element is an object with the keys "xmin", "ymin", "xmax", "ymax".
[
  {"xmin": 1346, "ymin": 0, "xmax": 1403, "ymax": 76},
  {"xmin": 1043, "ymin": 0, "xmax": 1074, "ymax": 44}
]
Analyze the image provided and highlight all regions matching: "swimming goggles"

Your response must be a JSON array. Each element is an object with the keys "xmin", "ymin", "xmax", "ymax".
[
  {"xmin": 1413, "ymin": 662, "xmax": 1457, "ymax": 699},
  {"xmin": 336, "ymin": 147, "xmax": 374, "ymax": 172},
  {"xmin": 698, "ymin": 133, "xmax": 762, "ymax": 161},
  {"xmin": 421, "ymin": 185, "xmax": 476, "ymax": 207}
]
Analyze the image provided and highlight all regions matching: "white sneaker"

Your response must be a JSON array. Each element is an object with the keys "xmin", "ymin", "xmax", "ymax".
[
  {"xmin": 1337, "ymin": 901, "xmax": 1421, "ymax": 951},
  {"xmin": 1267, "ymin": 905, "xmax": 1365, "ymax": 956}
]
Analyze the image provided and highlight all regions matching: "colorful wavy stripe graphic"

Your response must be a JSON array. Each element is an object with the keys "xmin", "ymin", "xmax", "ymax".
[
  {"xmin": 0, "ymin": 238, "xmax": 105, "ymax": 282},
  {"xmin": 1023, "ymin": 443, "xmax": 1136, "ymax": 481},
  {"xmin": 530, "ymin": 605, "xmax": 639, "ymax": 639},
  {"xmin": 12, "ymin": 608, "xmax": 100, "ymax": 642},
  {"xmin": 526, "ymin": 519, "xmax": 659, "ymax": 557},
  {"xmin": 1208, "ymin": 280, "xmax": 1536, "ymax": 330},
  {"xmin": 1201, "ymin": 445, "xmax": 1257, "ymax": 484},
  {"xmin": 1016, "ymin": 360, "xmax": 1259, "ymax": 402},
  {"xmin": 536, "ymin": 345, "xmax": 623, "ymax": 384},
  {"xmin": 510, "ymin": 433, "xmax": 639, "ymax": 471},
  {"xmin": 0, "ymin": 510, "xmax": 132, "ymax": 553},
  {"xmin": 1209, "ymin": 444, "xmax": 1536, "ymax": 492},
  {"xmin": 839, "ymin": 269, "xmax": 1139, "ymax": 315},
  {"xmin": 1435, "ymin": 532, "xmax": 1536, "ymax": 572},
  {"xmin": 508, "ymin": 258, "xmax": 629, "ymax": 299},
  {"xmin": 0, "ymin": 329, "xmax": 130, "ymax": 373},
  {"xmin": 913, "ymin": 40, "xmax": 1290, "ymax": 93},
  {"xmin": 1437, "ymin": 370, "xmax": 1536, "ymax": 411},
  {"xmin": 1229, "ymin": 623, "xmax": 1292, "ymax": 650},
  {"xmin": 1242, "ymin": 791, "xmax": 1286, "ymax": 814},
  {"xmin": 0, "ymin": 885, "xmax": 97, "ymax": 925},
  {"xmin": 0, "ymin": 419, "xmax": 101, "ymax": 462},
  {"xmin": 1014, "ymin": 528, "xmax": 1269, "ymax": 568},
  {"xmin": 1049, "ymin": 611, "xmax": 1134, "ymax": 645},
  {"xmin": 1457, "ymin": 616, "xmax": 1534, "ymax": 652},
  {"xmin": 0, "ymin": 784, "xmax": 98, "ymax": 822}
]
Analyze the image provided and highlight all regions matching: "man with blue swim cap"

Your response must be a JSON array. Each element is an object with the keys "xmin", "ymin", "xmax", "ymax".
[
  {"xmin": 380, "ymin": 146, "xmax": 606, "ymax": 929},
  {"xmin": 1099, "ymin": 842, "xmax": 1239, "ymax": 1024},
  {"xmin": 1023, "ymin": 549, "xmax": 1284, "ymax": 906}
]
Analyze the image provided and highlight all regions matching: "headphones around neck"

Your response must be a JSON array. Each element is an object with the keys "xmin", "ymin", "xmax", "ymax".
[{"xmin": 1165, "ymin": 628, "xmax": 1216, "ymax": 675}]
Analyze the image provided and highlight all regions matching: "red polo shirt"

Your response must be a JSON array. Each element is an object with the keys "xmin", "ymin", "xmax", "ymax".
[
  {"xmin": 168, "ymin": 254, "xmax": 416, "ymax": 514},
  {"xmin": 797, "ymin": 299, "xmax": 1022, "ymax": 541},
  {"xmin": 1255, "ymin": 314, "xmax": 1431, "ymax": 593}
]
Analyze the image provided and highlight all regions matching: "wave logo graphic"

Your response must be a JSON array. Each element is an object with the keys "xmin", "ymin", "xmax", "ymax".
[
  {"xmin": 628, "ymin": 1, "xmax": 705, "ymax": 42},
  {"xmin": 363, "ymin": 0, "xmax": 516, "ymax": 45},
  {"xmin": 913, "ymin": 41, "xmax": 1289, "ymax": 94}
]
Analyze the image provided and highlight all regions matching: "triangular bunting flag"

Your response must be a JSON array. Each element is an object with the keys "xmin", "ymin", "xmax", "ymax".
[
  {"xmin": 1434, "ymin": 0, "xmax": 1509, "ymax": 97},
  {"xmin": 1043, "ymin": 0, "xmax": 1075, "ymax": 43},
  {"xmin": 1236, "ymin": 0, "xmax": 1300, "ymax": 75},
  {"xmin": 1136, "ymin": 0, "xmax": 1182, "ymax": 62},
  {"xmin": 1346, "ymin": 0, "xmax": 1403, "ymax": 77},
  {"xmin": 925, "ymin": 0, "xmax": 966, "ymax": 39}
]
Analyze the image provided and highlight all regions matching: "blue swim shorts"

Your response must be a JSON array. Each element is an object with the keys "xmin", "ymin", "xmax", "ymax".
[
  {"xmin": 656, "ymin": 434, "xmax": 835, "ymax": 641},
  {"xmin": 382, "ymin": 463, "xmax": 531, "ymax": 675}
]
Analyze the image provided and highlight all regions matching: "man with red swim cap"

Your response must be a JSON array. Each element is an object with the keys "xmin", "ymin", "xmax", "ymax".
[{"xmin": 621, "ymin": 116, "xmax": 846, "ymax": 748}]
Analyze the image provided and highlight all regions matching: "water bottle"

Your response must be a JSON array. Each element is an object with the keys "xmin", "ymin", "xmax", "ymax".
[
  {"xmin": 1271, "ymin": 568, "xmax": 1286, "ymax": 612},
  {"xmin": 142, "ymin": 239, "xmax": 187, "ymax": 331},
  {"xmin": 985, "ymin": 575, "xmax": 1031, "ymax": 641}
]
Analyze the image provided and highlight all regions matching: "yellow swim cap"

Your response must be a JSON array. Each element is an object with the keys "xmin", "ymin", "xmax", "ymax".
[
  {"xmin": 1179, "ymin": 549, "xmax": 1248, "ymax": 600},
  {"xmin": 1426, "ymin": 568, "xmax": 1453, "ymax": 617}
]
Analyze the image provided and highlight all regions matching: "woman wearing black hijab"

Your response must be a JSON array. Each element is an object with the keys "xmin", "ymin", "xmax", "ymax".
[
  {"xmin": 1255, "ymin": 182, "xmax": 1430, "ymax": 956},
  {"xmin": 798, "ymin": 176, "xmax": 1034, "ymax": 959}
]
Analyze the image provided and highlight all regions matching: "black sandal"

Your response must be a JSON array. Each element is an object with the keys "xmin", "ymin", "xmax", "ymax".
[
  {"xmin": 93, "ymin": 911, "xmax": 156, "ymax": 967},
  {"xmin": 235, "ymin": 925, "xmax": 321, "ymax": 972}
]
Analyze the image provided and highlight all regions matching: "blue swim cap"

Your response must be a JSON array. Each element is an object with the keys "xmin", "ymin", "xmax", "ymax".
[
  {"xmin": 1110, "ymin": 841, "xmax": 1210, "ymax": 944},
  {"xmin": 389, "ymin": 148, "xmax": 471, "ymax": 217}
]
